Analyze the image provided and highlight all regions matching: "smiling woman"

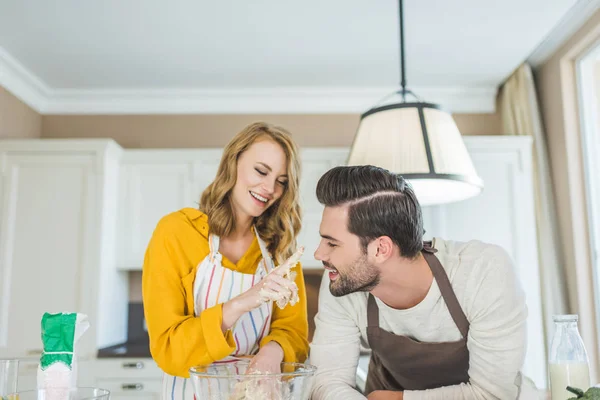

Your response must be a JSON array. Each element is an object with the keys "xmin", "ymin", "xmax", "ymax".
[{"xmin": 141, "ymin": 122, "xmax": 309, "ymax": 400}]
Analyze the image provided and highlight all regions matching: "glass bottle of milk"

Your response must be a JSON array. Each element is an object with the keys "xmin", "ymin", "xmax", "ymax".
[{"xmin": 549, "ymin": 314, "xmax": 590, "ymax": 400}]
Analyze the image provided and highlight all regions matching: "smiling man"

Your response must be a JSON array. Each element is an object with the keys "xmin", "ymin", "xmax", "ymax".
[{"xmin": 309, "ymin": 165, "xmax": 537, "ymax": 400}]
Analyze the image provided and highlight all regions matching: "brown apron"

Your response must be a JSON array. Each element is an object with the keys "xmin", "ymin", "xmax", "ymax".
[{"xmin": 364, "ymin": 242, "xmax": 470, "ymax": 394}]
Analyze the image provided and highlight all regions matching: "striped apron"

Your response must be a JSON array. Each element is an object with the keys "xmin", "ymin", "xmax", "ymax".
[{"xmin": 161, "ymin": 231, "xmax": 275, "ymax": 399}]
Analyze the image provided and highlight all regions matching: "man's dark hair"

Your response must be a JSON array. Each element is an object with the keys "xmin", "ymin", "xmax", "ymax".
[{"xmin": 316, "ymin": 165, "xmax": 424, "ymax": 258}]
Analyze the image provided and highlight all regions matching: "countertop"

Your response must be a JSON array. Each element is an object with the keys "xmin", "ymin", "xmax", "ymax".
[{"xmin": 97, "ymin": 341, "xmax": 151, "ymax": 358}]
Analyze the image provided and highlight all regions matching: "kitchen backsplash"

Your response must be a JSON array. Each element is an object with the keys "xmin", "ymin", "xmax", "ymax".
[{"xmin": 129, "ymin": 272, "xmax": 143, "ymax": 302}]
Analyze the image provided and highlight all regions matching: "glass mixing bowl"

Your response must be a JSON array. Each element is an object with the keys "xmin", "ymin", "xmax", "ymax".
[
  {"xmin": 6, "ymin": 387, "xmax": 110, "ymax": 400},
  {"xmin": 189, "ymin": 360, "xmax": 316, "ymax": 400}
]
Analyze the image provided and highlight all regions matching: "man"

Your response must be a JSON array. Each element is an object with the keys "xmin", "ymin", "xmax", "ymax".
[{"xmin": 309, "ymin": 165, "xmax": 536, "ymax": 400}]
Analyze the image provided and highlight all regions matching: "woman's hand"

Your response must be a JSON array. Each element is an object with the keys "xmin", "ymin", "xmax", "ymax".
[
  {"xmin": 229, "ymin": 343, "xmax": 285, "ymax": 399},
  {"xmin": 241, "ymin": 267, "xmax": 298, "ymax": 313},
  {"xmin": 247, "ymin": 341, "xmax": 284, "ymax": 374},
  {"xmin": 221, "ymin": 248, "xmax": 302, "ymax": 332}
]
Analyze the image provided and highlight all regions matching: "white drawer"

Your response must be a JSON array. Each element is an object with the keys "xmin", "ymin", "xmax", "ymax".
[
  {"xmin": 96, "ymin": 378, "xmax": 161, "ymax": 392},
  {"xmin": 93, "ymin": 359, "xmax": 162, "ymax": 379},
  {"xmin": 96, "ymin": 378, "xmax": 161, "ymax": 399}
]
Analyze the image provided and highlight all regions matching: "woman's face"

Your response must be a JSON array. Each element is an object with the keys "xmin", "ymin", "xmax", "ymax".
[{"xmin": 231, "ymin": 138, "xmax": 289, "ymax": 220}]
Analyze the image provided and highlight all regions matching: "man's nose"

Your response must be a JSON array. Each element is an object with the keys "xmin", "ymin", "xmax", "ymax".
[{"xmin": 314, "ymin": 243, "xmax": 324, "ymax": 261}]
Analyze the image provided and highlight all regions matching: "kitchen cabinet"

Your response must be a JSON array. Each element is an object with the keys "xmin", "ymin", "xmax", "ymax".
[
  {"xmin": 348, "ymin": 136, "xmax": 545, "ymax": 389},
  {"xmin": 424, "ymin": 136, "xmax": 546, "ymax": 389},
  {"xmin": 115, "ymin": 148, "xmax": 347, "ymax": 270},
  {"xmin": 1, "ymin": 137, "xmax": 544, "ymax": 391},
  {"xmin": 16, "ymin": 356, "xmax": 162, "ymax": 398},
  {"xmin": 116, "ymin": 150, "xmax": 222, "ymax": 270},
  {"xmin": 0, "ymin": 140, "xmax": 128, "ymax": 361},
  {"xmin": 296, "ymin": 149, "xmax": 349, "ymax": 267},
  {"xmin": 93, "ymin": 358, "xmax": 163, "ymax": 399}
]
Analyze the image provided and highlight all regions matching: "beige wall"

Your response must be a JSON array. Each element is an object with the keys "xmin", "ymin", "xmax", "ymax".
[
  {"xmin": 0, "ymin": 86, "xmax": 42, "ymax": 139},
  {"xmin": 536, "ymin": 8, "xmax": 600, "ymax": 381},
  {"xmin": 41, "ymin": 113, "xmax": 501, "ymax": 148},
  {"xmin": 129, "ymin": 272, "xmax": 143, "ymax": 303}
]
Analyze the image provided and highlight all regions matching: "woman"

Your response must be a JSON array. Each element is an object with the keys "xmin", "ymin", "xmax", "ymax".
[{"xmin": 142, "ymin": 122, "xmax": 309, "ymax": 399}]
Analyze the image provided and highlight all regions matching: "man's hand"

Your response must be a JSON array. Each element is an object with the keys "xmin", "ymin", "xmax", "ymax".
[{"xmin": 367, "ymin": 390, "xmax": 404, "ymax": 400}]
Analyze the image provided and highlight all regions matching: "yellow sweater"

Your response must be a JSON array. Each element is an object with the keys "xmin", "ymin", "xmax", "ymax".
[{"xmin": 142, "ymin": 208, "xmax": 309, "ymax": 377}]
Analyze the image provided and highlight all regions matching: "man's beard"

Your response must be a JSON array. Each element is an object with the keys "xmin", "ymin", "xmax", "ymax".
[{"xmin": 326, "ymin": 254, "xmax": 380, "ymax": 297}]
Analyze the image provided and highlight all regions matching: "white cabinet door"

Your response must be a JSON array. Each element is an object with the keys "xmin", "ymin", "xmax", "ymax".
[
  {"xmin": 117, "ymin": 162, "xmax": 194, "ymax": 270},
  {"xmin": 0, "ymin": 153, "xmax": 97, "ymax": 358},
  {"xmin": 190, "ymin": 150, "xmax": 223, "ymax": 203},
  {"xmin": 0, "ymin": 139, "xmax": 126, "ymax": 360},
  {"xmin": 297, "ymin": 149, "xmax": 348, "ymax": 269},
  {"xmin": 117, "ymin": 150, "xmax": 223, "ymax": 270},
  {"xmin": 421, "ymin": 206, "xmax": 445, "ymax": 242},
  {"xmin": 424, "ymin": 137, "xmax": 546, "ymax": 388}
]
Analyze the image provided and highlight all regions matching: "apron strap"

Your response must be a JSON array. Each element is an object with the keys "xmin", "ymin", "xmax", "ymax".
[
  {"xmin": 209, "ymin": 229, "xmax": 273, "ymax": 274},
  {"xmin": 367, "ymin": 293, "xmax": 380, "ymax": 327},
  {"xmin": 422, "ymin": 244, "xmax": 470, "ymax": 338},
  {"xmin": 366, "ymin": 242, "xmax": 470, "ymax": 338},
  {"xmin": 253, "ymin": 226, "xmax": 274, "ymax": 274},
  {"xmin": 208, "ymin": 234, "xmax": 220, "ymax": 263}
]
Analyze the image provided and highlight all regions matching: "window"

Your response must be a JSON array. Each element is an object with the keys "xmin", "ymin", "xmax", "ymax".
[{"xmin": 576, "ymin": 43, "xmax": 600, "ymax": 346}]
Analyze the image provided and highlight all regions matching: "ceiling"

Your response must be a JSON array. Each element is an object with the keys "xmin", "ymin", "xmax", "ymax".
[{"xmin": 0, "ymin": 0, "xmax": 595, "ymax": 114}]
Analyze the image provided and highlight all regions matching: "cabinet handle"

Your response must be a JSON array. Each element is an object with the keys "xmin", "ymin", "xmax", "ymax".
[
  {"xmin": 121, "ymin": 383, "xmax": 144, "ymax": 391},
  {"xmin": 122, "ymin": 362, "xmax": 144, "ymax": 369},
  {"xmin": 27, "ymin": 349, "xmax": 43, "ymax": 355}
]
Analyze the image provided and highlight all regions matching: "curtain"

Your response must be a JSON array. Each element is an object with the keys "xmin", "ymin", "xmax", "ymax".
[{"xmin": 498, "ymin": 63, "xmax": 570, "ymax": 351}]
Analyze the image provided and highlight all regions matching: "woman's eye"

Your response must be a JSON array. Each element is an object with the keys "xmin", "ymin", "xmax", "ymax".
[
  {"xmin": 277, "ymin": 180, "xmax": 288, "ymax": 187},
  {"xmin": 255, "ymin": 168, "xmax": 267, "ymax": 176},
  {"xmin": 327, "ymin": 242, "xmax": 337, "ymax": 248}
]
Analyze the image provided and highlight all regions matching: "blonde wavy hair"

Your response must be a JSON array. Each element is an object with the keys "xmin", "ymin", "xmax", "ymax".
[{"xmin": 199, "ymin": 122, "xmax": 302, "ymax": 264}]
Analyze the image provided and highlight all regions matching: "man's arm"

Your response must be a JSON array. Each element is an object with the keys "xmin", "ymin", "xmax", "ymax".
[
  {"xmin": 403, "ymin": 245, "xmax": 528, "ymax": 400},
  {"xmin": 310, "ymin": 274, "xmax": 367, "ymax": 400}
]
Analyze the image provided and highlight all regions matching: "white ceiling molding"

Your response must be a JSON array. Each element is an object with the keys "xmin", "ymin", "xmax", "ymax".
[
  {"xmin": 527, "ymin": 0, "xmax": 600, "ymax": 68},
  {"xmin": 40, "ymin": 86, "xmax": 497, "ymax": 115},
  {"xmin": 0, "ymin": 46, "xmax": 49, "ymax": 111},
  {"xmin": 0, "ymin": 45, "xmax": 496, "ymax": 115}
]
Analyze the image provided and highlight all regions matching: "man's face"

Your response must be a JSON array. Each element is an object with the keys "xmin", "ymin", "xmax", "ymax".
[{"xmin": 314, "ymin": 205, "xmax": 380, "ymax": 297}]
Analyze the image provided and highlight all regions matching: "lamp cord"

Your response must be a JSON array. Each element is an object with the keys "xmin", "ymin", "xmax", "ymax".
[{"xmin": 399, "ymin": 0, "xmax": 406, "ymax": 102}]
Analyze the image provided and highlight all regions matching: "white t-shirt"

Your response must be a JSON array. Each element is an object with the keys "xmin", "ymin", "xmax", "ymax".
[{"xmin": 309, "ymin": 238, "xmax": 536, "ymax": 400}]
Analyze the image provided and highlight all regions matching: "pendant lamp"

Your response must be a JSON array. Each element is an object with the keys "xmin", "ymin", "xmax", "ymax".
[{"xmin": 346, "ymin": 0, "xmax": 483, "ymax": 206}]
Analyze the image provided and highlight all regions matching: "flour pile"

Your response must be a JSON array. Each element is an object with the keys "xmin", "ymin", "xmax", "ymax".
[{"xmin": 228, "ymin": 372, "xmax": 291, "ymax": 400}]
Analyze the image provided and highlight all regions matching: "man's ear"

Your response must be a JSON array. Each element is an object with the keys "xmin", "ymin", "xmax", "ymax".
[{"xmin": 370, "ymin": 236, "xmax": 394, "ymax": 263}]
